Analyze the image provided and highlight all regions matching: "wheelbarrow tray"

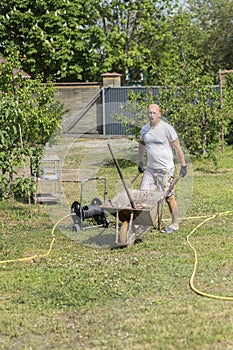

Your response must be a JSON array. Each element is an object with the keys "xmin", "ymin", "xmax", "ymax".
[{"xmin": 101, "ymin": 189, "xmax": 163, "ymax": 227}]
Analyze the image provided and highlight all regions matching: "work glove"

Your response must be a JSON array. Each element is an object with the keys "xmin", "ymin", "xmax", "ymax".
[
  {"xmin": 179, "ymin": 165, "xmax": 187, "ymax": 178},
  {"xmin": 138, "ymin": 162, "xmax": 144, "ymax": 173}
]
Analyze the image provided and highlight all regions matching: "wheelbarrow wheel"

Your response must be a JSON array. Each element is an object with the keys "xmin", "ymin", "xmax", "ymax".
[{"xmin": 119, "ymin": 221, "xmax": 128, "ymax": 245}]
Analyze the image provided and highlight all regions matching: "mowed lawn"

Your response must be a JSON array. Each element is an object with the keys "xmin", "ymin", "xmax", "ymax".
[{"xmin": 0, "ymin": 142, "xmax": 233, "ymax": 350}]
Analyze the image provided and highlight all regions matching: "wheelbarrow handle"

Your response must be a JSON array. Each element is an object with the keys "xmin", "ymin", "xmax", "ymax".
[
  {"xmin": 130, "ymin": 172, "xmax": 142, "ymax": 186},
  {"xmin": 107, "ymin": 143, "xmax": 136, "ymax": 209},
  {"xmin": 164, "ymin": 175, "xmax": 181, "ymax": 198},
  {"xmin": 158, "ymin": 175, "xmax": 182, "ymax": 231}
]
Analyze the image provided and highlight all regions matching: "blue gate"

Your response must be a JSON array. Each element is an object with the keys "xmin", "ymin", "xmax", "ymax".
[{"xmin": 103, "ymin": 86, "xmax": 159, "ymax": 135}]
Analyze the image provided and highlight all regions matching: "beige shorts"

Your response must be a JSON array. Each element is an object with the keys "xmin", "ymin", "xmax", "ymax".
[{"xmin": 140, "ymin": 166, "xmax": 174, "ymax": 197}]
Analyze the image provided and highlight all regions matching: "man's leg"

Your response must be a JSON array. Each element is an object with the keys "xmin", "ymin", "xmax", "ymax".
[{"xmin": 166, "ymin": 194, "xmax": 179, "ymax": 228}]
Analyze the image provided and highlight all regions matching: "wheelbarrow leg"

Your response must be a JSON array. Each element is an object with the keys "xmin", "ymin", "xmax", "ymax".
[
  {"xmin": 115, "ymin": 210, "xmax": 119, "ymax": 244},
  {"xmin": 157, "ymin": 199, "xmax": 164, "ymax": 231},
  {"xmin": 126, "ymin": 212, "xmax": 136, "ymax": 247},
  {"xmin": 126, "ymin": 212, "xmax": 134, "ymax": 242}
]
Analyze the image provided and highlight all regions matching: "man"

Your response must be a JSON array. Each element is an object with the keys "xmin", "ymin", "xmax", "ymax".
[{"xmin": 138, "ymin": 103, "xmax": 187, "ymax": 233}]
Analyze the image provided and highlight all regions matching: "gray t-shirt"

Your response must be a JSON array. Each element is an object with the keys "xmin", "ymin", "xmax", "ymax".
[{"xmin": 140, "ymin": 120, "xmax": 178, "ymax": 169}]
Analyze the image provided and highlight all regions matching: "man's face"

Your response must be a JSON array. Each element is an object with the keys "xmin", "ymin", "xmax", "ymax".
[{"xmin": 148, "ymin": 105, "xmax": 161, "ymax": 125}]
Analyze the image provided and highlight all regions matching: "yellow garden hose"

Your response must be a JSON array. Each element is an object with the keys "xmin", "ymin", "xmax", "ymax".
[
  {"xmin": 0, "ymin": 213, "xmax": 71, "ymax": 265},
  {"xmin": 0, "ymin": 211, "xmax": 232, "ymax": 301},
  {"xmin": 186, "ymin": 210, "xmax": 233, "ymax": 301}
]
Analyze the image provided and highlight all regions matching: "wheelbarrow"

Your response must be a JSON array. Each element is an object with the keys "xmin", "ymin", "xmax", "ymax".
[
  {"xmin": 100, "ymin": 144, "xmax": 164, "ymax": 247},
  {"xmin": 101, "ymin": 189, "xmax": 163, "ymax": 247}
]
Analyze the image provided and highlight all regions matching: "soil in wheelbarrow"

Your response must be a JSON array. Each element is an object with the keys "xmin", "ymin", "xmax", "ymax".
[{"xmin": 102, "ymin": 189, "xmax": 164, "ymax": 227}]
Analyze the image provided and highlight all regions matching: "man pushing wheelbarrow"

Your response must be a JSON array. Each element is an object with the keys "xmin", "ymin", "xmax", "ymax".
[
  {"xmin": 138, "ymin": 103, "xmax": 187, "ymax": 233},
  {"xmin": 102, "ymin": 103, "xmax": 187, "ymax": 248}
]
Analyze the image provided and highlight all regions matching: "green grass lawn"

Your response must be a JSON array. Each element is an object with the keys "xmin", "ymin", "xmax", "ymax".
[{"xmin": 0, "ymin": 142, "xmax": 233, "ymax": 350}]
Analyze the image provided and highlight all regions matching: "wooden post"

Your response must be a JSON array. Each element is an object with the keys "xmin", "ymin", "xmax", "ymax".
[
  {"xmin": 218, "ymin": 69, "xmax": 224, "ymax": 153},
  {"xmin": 218, "ymin": 69, "xmax": 233, "ymax": 153}
]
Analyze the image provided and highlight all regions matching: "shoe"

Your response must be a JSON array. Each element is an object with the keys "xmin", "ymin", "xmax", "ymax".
[{"xmin": 161, "ymin": 224, "xmax": 179, "ymax": 233}]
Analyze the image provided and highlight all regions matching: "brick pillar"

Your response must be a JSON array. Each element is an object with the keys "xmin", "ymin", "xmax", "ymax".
[{"xmin": 101, "ymin": 72, "xmax": 122, "ymax": 87}]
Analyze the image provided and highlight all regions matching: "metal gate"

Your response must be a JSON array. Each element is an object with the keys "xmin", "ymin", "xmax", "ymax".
[{"xmin": 102, "ymin": 86, "xmax": 159, "ymax": 135}]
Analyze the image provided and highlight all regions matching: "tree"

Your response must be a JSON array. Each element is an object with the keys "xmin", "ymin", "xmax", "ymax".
[
  {"xmin": 96, "ymin": 0, "xmax": 179, "ymax": 84},
  {"xmin": 116, "ymin": 57, "xmax": 233, "ymax": 158},
  {"xmin": 0, "ymin": 56, "xmax": 64, "ymax": 199},
  {"xmin": 2, "ymin": 0, "xmax": 233, "ymax": 84},
  {"xmin": 0, "ymin": 0, "xmax": 180, "ymax": 83},
  {"xmin": 147, "ymin": 11, "xmax": 199, "ymax": 85},
  {"xmin": 0, "ymin": 0, "xmax": 102, "ymax": 81},
  {"xmin": 184, "ymin": 0, "xmax": 233, "ymax": 73},
  {"xmin": 147, "ymin": 10, "xmax": 233, "ymax": 157}
]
